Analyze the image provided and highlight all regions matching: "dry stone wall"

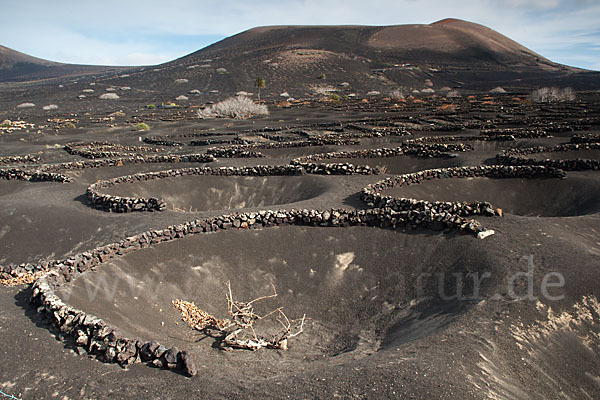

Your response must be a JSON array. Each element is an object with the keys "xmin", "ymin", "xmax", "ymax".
[
  {"xmin": 1, "ymin": 153, "xmax": 215, "ymax": 181},
  {"xmin": 361, "ymin": 165, "xmax": 567, "ymax": 217},
  {"xmin": 480, "ymin": 128, "xmax": 549, "ymax": 138},
  {"xmin": 206, "ymin": 138, "xmax": 361, "ymax": 158},
  {"xmin": 290, "ymin": 143, "xmax": 471, "ymax": 175},
  {"xmin": 39, "ymin": 153, "xmax": 215, "ymax": 173},
  {"xmin": 0, "ymin": 154, "xmax": 41, "ymax": 165},
  {"xmin": 17, "ymin": 207, "xmax": 489, "ymax": 377},
  {"xmin": 65, "ymin": 142, "xmax": 160, "ymax": 159},
  {"xmin": 496, "ymin": 143, "xmax": 600, "ymax": 170},
  {"xmin": 406, "ymin": 135, "xmax": 515, "ymax": 144},
  {"xmin": 0, "ymin": 168, "xmax": 71, "ymax": 182},
  {"xmin": 571, "ymin": 134, "xmax": 600, "ymax": 144},
  {"xmin": 142, "ymin": 137, "xmax": 183, "ymax": 147}
]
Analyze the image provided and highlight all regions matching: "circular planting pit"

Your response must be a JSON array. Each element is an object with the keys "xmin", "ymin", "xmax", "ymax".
[
  {"xmin": 293, "ymin": 144, "xmax": 473, "ymax": 175},
  {"xmin": 527, "ymin": 149, "xmax": 600, "ymax": 161},
  {"xmin": 358, "ymin": 136, "xmax": 408, "ymax": 147},
  {"xmin": 383, "ymin": 172, "xmax": 600, "ymax": 217},
  {"xmin": 496, "ymin": 143, "xmax": 600, "ymax": 170},
  {"xmin": 0, "ymin": 179, "xmax": 36, "ymax": 197},
  {"xmin": 55, "ymin": 224, "xmax": 494, "ymax": 372},
  {"xmin": 102, "ymin": 174, "xmax": 329, "ymax": 211}
]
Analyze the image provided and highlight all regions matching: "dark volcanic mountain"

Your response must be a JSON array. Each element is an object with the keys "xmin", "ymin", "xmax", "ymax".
[
  {"xmin": 0, "ymin": 45, "xmax": 126, "ymax": 82},
  {"xmin": 115, "ymin": 18, "xmax": 599, "ymax": 99},
  {"xmin": 195, "ymin": 18, "xmax": 556, "ymax": 68},
  {"xmin": 2, "ymin": 19, "xmax": 599, "ymax": 103}
]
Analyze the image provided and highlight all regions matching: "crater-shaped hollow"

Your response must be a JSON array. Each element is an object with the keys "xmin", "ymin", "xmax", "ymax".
[
  {"xmin": 102, "ymin": 175, "xmax": 329, "ymax": 211},
  {"xmin": 382, "ymin": 172, "xmax": 600, "ymax": 217},
  {"xmin": 527, "ymin": 149, "xmax": 600, "ymax": 161},
  {"xmin": 56, "ymin": 225, "xmax": 495, "ymax": 365}
]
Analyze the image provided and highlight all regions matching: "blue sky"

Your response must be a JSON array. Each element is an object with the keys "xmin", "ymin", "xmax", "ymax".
[{"xmin": 1, "ymin": 0, "xmax": 599, "ymax": 70}]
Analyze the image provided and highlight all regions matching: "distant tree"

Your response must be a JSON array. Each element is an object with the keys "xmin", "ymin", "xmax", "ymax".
[{"xmin": 254, "ymin": 77, "xmax": 266, "ymax": 102}]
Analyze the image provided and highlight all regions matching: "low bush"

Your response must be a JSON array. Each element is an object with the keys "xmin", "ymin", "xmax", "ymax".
[
  {"xmin": 136, "ymin": 123, "xmax": 150, "ymax": 131},
  {"xmin": 309, "ymin": 84, "xmax": 337, "ymax": 96},
  {"xmin": 390, "ymin": 89, "xmax": 404, "ymax": 100},
  {"xmin": 529, "ymin": 87, "xmax": 576, "ymax": 103},
  {"xmin": 197, "ymin": 96, "xmax": 269, "ymax": 119},
  {"xmin": 99, "ymin": 93, "xmax": 120, "ymax": 100}
]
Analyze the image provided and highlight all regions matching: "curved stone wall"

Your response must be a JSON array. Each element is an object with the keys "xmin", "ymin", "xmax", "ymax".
[
  {"xmin": 571, "ymin": 134, "xmax": 600, "ymax": 144},
  {"xmin": 206, "ymin": 138, "xmax": 361, "ymax": 158},
  {"xmin": 190, "ymin": 138, "xmax": 246, "ymax": 146},
  {"xmin": 65, "ymin": 141, "xmax": 160, "ymax": 159},
  {"xmin": 496, "ymin": 143, "xmax": 600, "ymax": 170},
  {"xmin": 405, "ymin": 135, "xmax": 515, "ymax": 144},
  {"xmin": 290, "ymin": 143, "xmax": 472, "ymax": 175},
  {"xmin": 39, "ymin": 153, "xmax": 215, "ymax": 173},
  {"xmin": 142, "ymin": 137, "xmax": 183, "ymax": 147},
  {"xmin": 0, "ymin": 154, "xmax": 41, "ymax": 165},
  {"xmin": 480, "ymin": 128, "xmax": 549, "ymax": 138},
  {"xmin": 0, "ymin": 168, "xmax": 71, "ymax": 182},
  {"xmin": 360, "ymin": 165, "xmax": 567, "ymax": 217}
]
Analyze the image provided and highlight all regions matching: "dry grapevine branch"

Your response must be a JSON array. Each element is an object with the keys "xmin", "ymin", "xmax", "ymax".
[{"xmin": 173, "ymin": 281, "xmax": 306, "ymax": 350}]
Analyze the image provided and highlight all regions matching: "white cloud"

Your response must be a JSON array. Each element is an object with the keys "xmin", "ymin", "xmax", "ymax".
[{"xmin": 499, "ymin": 0, "xmax": 560, "ymax": 9}]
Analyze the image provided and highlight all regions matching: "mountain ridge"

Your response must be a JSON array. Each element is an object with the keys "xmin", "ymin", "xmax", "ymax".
[{"xmin": 1, "ymin": 19, "xmax": 597, "ymax": 96}]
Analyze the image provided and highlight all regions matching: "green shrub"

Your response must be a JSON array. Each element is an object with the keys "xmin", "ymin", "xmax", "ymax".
[
  {"xmin": 146, "ymin": 104, "xmax": 156, "ymax": 109},
  {"xmin": 136, "ymin": 123, "xmax": 150, "ymax": 131},
  {"xmin": 63, "ymin": 122, "xmax": 76, "ymax": 129},
  {"xmin": 328, "ymin": 93, "xmax": 342, "ymax": 101}
]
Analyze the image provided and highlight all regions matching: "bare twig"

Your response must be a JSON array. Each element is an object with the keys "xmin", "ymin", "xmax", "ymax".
[{"xmin": 173, "ymin": 281, "xmax": 306, "ymax": 351}]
